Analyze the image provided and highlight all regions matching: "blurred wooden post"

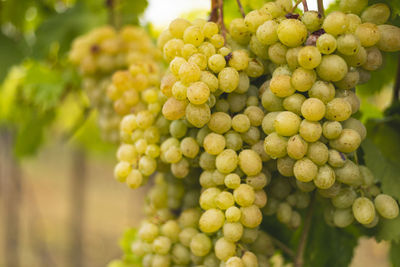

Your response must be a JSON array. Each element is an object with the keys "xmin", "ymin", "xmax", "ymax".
[
  {"xmin": 0, "ymin": 129, "xmax": 22, "ymax": 267},
  {"xmin": 69, "ymin": 147, "xmax": 87, "ymax": 267}
]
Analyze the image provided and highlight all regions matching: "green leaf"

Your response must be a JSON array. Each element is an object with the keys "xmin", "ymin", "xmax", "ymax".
[
  {"xmin": 117, "ymin": 0, "xmax": 148, "ymax": 26},
  {"xmin": 390, "ymin": 241, "xmax": 400, "ymax": 266},
  {"xmin": 376, "ymin": 216, "xmax": 400, "ymax": 242},
  {"xmin": 0, "ymin": 33, "xmax": 27, "ymax": 82}
]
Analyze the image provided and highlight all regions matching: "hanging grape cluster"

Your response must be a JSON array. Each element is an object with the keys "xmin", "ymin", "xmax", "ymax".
[{"xmin": 70, "ymin": 0, "xmax": 400, "ymax": 266}]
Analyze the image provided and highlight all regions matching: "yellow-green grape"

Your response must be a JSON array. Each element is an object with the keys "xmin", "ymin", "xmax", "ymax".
[
  {"xmin": 299, "ymin": 120, "xmax": 322, "ymax": 142},
  {"xmin": 232, "ymin": 114, "xmax": 251, "ymax": 133},
  {"xmin": 298, "ymin": 46, "xmax": 322, "ymax": 70},
  {"xmin": 316, "ymin": 33, "xmax": 337, "ymax": 55},
  {"xmin": 189, "ymin": 53, "xmax": 207, "ymax": 70},
  {"xmin": 250, "ymin": 35, "xmax": 269, "ymax": 60},
  {"xmin": 185, "ymin": 103, "xmax": 210, "ymax": 128},
  {"xmin": 273, "ymin": 111, "xmax": 301, "ymax": 136},
  {"xmin": 374, "ymin": 194, "xmax": 399, "ymax": 219},
  {"xmin": 163, "ymin": 38, "xmax": 185, "ymax": 61},
  {"xmin": 377, "ymin": 25, "xmax": 400, "ymax": 52},
  {"xmin": 215, "ymin": 237, "xmax": 236, "ymax": 261},
  {"xmin": 329, "ymin": 129, "xmax": 361, "ymax": 153},
  {"xmin": 216, "ymin": 149, "xmax": 238, "ymax": 173},
  {"xmin": 190, "ymin": 233, "xmax": 212, "ymax": 257},
  {"xmin": 216, "ymin": 192, "xmax": 235, "ymax": 210},
  {"xmin": 254, "ymin": 190, "xmax": 268, "ymax": 208},
  {"xmin": 352, "ymin": 197, "xmax": 376, "ymax": 225},
  {"xmin": 225, "ymin": 206, "xmax": 242, "ymax": 222},
  {"xmin": 114, "ymin": 161, "xmax": 131, "ymax": 182},
  {"xmin": 172, "ymin": 81, "xmax": 187, "ymax": 100},
  {"xmin": 229, "ymin": 50, "xmax": 250, "ymax": 71},
  {"xmin": 322, "ymin": 11, "xmax": 349, "ymax": 36},
  {"xmin": 126, "ymin": 169, "xmax": 143, "ymax": 189},
  {"xmin": 256, "ymin": 20, "xmax": 279, "ymax": 45},
  {"xmin": 301, "ymin": 11, "xmax": 323, "ymax": 32},
  {"xmin": 160, "ymin": 73, "xmax": 176, "ymax": 97},
  {"xmin": 245, "ymin": 58, "xmax": 264, "ymax": 78},
  {"xmin": 307, "ymin": 141, "xmax": 328, "ymax": 166},
  {"xmin": 179, "ymin": 62, "xmax": 201, "ymax": 84},
  {"xmin": 342, "ymin": 117, "xmax": 367, "ymax": 140},
  {"xmin": 346, "ymin": 14, "xmax": 362, "ymax": 33},
  {"xmin": 224, "ymin": 173, "xmax": 241, "ymax": 189},
  {"xmin": 244, "ymin": 106, "xmax": 264, "ymax": 127},
  {"xmin": 183, "ymin": 25, "xmax": 204, "ymax": 47},
  {"xmin": 234, "ymin": 184, "xmax": 255, "ymax": 207},
  {"xmin": 238, "ymin": 149, "xmax": 262, "ymax": 176},
  {"xmin": 203, "ymin": 133, "xmax": 226, "ymax": 155},
  {"xmin": 291, "ymin": 67, "xmax": 317, "ymax": 92},
  {"xmin": 152, "ymin": 236, "xmax": 172, "ymax": 255},
  {"xmin": 287, "ymin": 134, "xmax": 308, "ymax": 160},
  {"xmin": 317, "ymin": 55, "xmax": 348, "ymax": 82},
  {"xmin": 334, "ymin": 69, "xmax": 359, "ymax": 90},
  {"xmin": 240, "ymin": 205, "xmax": 263, "ymax": 228},
  {"xmin": 277, "ymin": 156, "xmax": 295, "ymax": 177},
  {"xmin": 286, "ymin": 47, "xmax": 302, "ymax": 70},
  {"xmin": 117, "ymin": 144, "xmax": 137, "ymax": 163},
  {"xmin": 210, "ymin": 34, "xmax": 225, "ymax": 49},
  {"xmin": 339, "ymin": 0, "xmax": 367, "ymax": 15},
  {"xmin": 208, "ymin": 54, "xmax": 226, "ymax": 73},
  {"xmin": 331, "ymin": 187, "xmax": 357, "ymax": 209},
  {"xmin": 229, "ymin": 18, "xmax": 251, "ymax": 45},
  {"xmin": 199, "ymin": 208, "xmax": 225, "ymax": 233},
  {"xmin": 328, "ymin": 149, "xmax": 346, "ymax": 168},
  {"xmin": 334, "ymin": 160, "xmax": 362, "ymax": 186},
  {"xmin": 333, "ymin": 208, "xmax": 354, "ymax": 227},
  {"xmin": 264, "ymin": 132, "xmax": 288, "ymax": 158},
  {"xmin": 325, "ymin": 98, "xmax": 352, "ymax": 121},
  {"xmin": 268, "ymin": 42, "xmax": 288, "ymax": 65},
  {"xmin": 355, "ymin": 23, "xmax": 380, "ymax": 47},
  {"xmin": 261, "ymin": 87, "xmax": 284, "ymax": 111},
  {"xmin": 301, "ymin": 98, "xmax": 326, "ymax": 121},
  {"xmin": 244, "ymin": 9, "xmax": 271, "ymax": 33},
  {"xmin": 323, "ymin": 121, "xmax": 342, "ymax": 139},
  {"xmin": 208, "ymin": 112, "xmax": 232, "ymax": 134},
  {"xmin": 361, "ymin": 3, "xmax": 390, "ymax": 25},
  {"xmin": 277, "ymin": 19, "xmax": 308, "ymax": 47},
  {"xmin": 283, "ymin": 93, "xmax": 306, "ymax": 115},
  {"xmin": 170, "ymin": 57, "xmax": 186, "ymax": 76},
  {"xmin": 198, "ymin": 41, "xmax": 216, "ymax": 57},
  {"xmin": 314, "ymin": 165, "xmax": 335, "ymax": 189},
  {"xmin": 187, "ymin": 81, "xmax": 210, "ymax": 105},
  {"xmin": 277, "ymin": 202, "xmax": 292, "ymax": 224},
  {"xmin": 308, "ymin": 80, "xmax": 335, "ymax": 103},
  {"xmin": 200, "ymin": 187, "xmax": 220, "ymax": 209},
  {"xmin": 270, "ymin": 75, "xmax": 295, "ymax": 97},
  {"xmin": 219, "ymin": 67, "xmax": 240, "ymax": 92},
  {"xmin": 200, "ymin": 71, "xmax": 219, "ymax": 92},
  {"xmin": 293, "ymin": 157, "xmax": 318, "ymax": 182},
  {"xmin": 169, "ymin": 18, "xmax": 191, "ymax": 38},
  {"xmin": 223, "ymin": 222, "xmax": 243, "ymax": 243},
  {"xmin": 337, "ymin": 34, "xmax": 361, "ymax": 55}
]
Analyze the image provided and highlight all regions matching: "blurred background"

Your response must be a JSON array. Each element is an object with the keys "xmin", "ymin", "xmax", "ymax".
[{"xmin": 0, "ymin": 0, "xmax": 397, "ymax": 266}]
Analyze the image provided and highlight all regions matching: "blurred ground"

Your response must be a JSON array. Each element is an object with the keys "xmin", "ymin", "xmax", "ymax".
[{"xmin": 0, "ymin": 142, "xmax": 391, "ymax": 267}]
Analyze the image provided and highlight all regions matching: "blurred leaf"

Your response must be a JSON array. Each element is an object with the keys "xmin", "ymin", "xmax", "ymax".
[
  {"xmin": 391, "ymin": 241, "xmax": 400, "ymax": 266},
  {"xmin": 117, "ymin": 0, "xmax": 148, "ymax": 26},
  {"xmin": 0, "ymin": 33, "xmax": 27, "ymax": 82},
  {"xmin": 376, "ymin": 216, "xmax": 400, "ymax": 242}
]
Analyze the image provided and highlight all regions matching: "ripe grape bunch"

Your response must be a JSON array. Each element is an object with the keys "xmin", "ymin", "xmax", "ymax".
[
  {"xmin": 69, "ymin": 26, "xmax": 160, "ymax": 142},
  {"xmin": 102, "ymin": 0, "xmax": 400, "ymax": 266}
]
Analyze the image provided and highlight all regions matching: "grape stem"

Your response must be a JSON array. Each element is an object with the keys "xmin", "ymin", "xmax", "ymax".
[
  {"xmin": 106, "ymin": 0, "xmax": 119, "ymax": 28},
  {"xmin": 317, "ymin": 0, "xmax": 324, "ymax": 16},
  {"xmin": 294, "ymin": 192, "xmax": 316, "ymax": 267},
  {"xmin": 292, "ymin": 0, "xmax": 303, "ymax": 12},
  {"xmin": 218, "ymin": 0, "xmax": 227, "ymax": 42},
  {"xmin": 393, "ymin": 54, "xmax": 400, "ymax": 103},
  {"xmin": 302, "ymin": 0, "xmax": 309, "ymax": 12},
  {"xmin": 269, "ymin": 235, "xmax": 295, "ymax": 258},
  {"xmin": 209, "ymin": 0, "xmax": 219, "ymax": 22},
  {"xmin": 236, "ymin": 0, "xmax": 246, "ymax": 17}
]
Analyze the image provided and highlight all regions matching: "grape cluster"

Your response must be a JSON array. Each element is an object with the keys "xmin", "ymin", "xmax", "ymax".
[
  {"xmin": 69, "ymin": 26, "xmax": 160, "ymax": 142},
  {"xmin": 102, "ymin": 0, "xmax": 400, "ymax": 266}
]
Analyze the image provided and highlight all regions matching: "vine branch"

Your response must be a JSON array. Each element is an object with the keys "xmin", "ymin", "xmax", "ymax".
[
  {"xmin": 236, "ymin": 0, "xmax": 246, "ymax": 18},
  {"xmin": 209, "ymin": 0, "xmax": 219, "ymax": 22},
  {"xmin": 317, "ymin": 0, "xmax": 324, "ymax": 16},
  {"xmin": 269, "ymin": 235, "xmax": 295, "ymax": 259},
  {"xmin": 218, "ymin": 0, "xmax": 227, "ymax": 41},
  {"xmin": 302, "ymin": 0, "xmax": 309, "ymax": 12},
  {"xmin": 106, "ymin": 0, "xmax": 118, "ymax": 28},
  {"xmin": 292, "ymin": 0, "xmax": 303, "ymax": 12},
  {"xmin": 294, "ymin": 192, "xmax": 316, "ymax": 267}
]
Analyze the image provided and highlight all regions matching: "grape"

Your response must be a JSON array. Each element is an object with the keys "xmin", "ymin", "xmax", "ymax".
[
  {"xmin": 291, "ymin": 67, "xmax": 317, "ymax": 92},
  {"xmin": 337, "ymin": 34, "xmax": 361, "ymax": 55},
  {"xmin": 256, "ymin": 20, "xmax": 279, "ymax": 45},
  {"xmin": 334, "ymin": 69, "xmax": 359, "ymax": 90},
  {"xmin": 287, "ymin": 134, "xmax": 308, "ymax": 160},
  {"xmin": 298, "ymin": 46, "xmax": 322, "ymax": 70},
  {"xmin": 185, "ymin": 103, "xmax": 211, "ymax": 128},
  {"xmin": 339, "ymin": 0, "xmax": 367, "ymax": 15},
  {"xmin": 277, "ymin": 156, "xmax": 295, "ymax": 177},
  {"xmin": 317, "ymin": 55, "xmax": 348, "ymax": 82},
  {"xmin": 219, "ymin": 67, "xmax": 240, "ymax": 93},
  {"xmin": 377, "ymin": 25, "xmax": 400, "ymax": 52},
  {"xmin": 331, "ymin": 187, "xmax": 357, "ymax": 209},
  {"xmin": 152, "ymin": 236, "xmax": 172, "ymax": 255},
  {"xmin": 270, "ymin": 74, "xmax": 296, "ymax": 98},
  {"xmin": 302, "ymin": 11, "xmax": 323, "ymax": 32},
  {"xmin": 355, "ymin": 23, "xmax": 381, "ymax": 47},
  {"xmin": 229, "ymin": 50, "xmax": 250, "ymax": 71},
  {"xmin": 232, "ymin": 114, "xmax": 251, "ymax": 133},
  {"xmin": 307, "ymin": 141, "xmax": 329, "ymax": 166},
  {"xmin": 190, "ymin": 233, "xmax": 212, "ymax": 257},
  {"xmin": 361, "ymin": 3, "xmax": 390, "ymax": 25},
  {"xmin": 268, "ymin": 42, "xmax": 288, "ymax": 65},
  {"xmin": 374, "ymin": 194, "xmax": 399, "ymax": 219},
  {"xmin": 329, "ymin": 129, "xmax": 361, "ymax": 153},
  {"xmin": 299, "ymin": 119, "xmax": 322, "ymax": 142},
  {"xmin": 325, "ymin": 98, "xmax": 352, "ymax": 121},
  {"xmin": 334, "ymin": 160, "xmax": 362, "ymax": 186},
  {"xmin": 216, "ymin": 191, "xmax": 235, "ymax": 210},
  {"xmin": 277, "ymin": 19, "xmax": 308, "ymax": 47},
  {"xmin": 199, "ymin": 208, "xmax": 225, "ymax": 233},
  {"xmin": 215, "ymin": 237, "xmax": 236, "ymax": 261},
  {"xmin": 273, "ymin": 111, "xmax": 301, "ymax": 136},
  {"xmin": 261, "ymin": 87, "xmax": 284, "ymax": 112},
  {"xmin": 229, "ymin": 18, "xmax": 251, "ymax": 45},
  {"xmin": 234, "ymin": 184, "xmax": 255, "ymax": 207},
  {"xmin": 333, "ymin": 208, "xmax": 354, "ymax": 227},
  {"xmin": 244, "ymin": 106, "xmax": 264, "ymax": 127},
  {"xmin": 208, "ymin": 112, "xmax": 232, "ymax": 134},
  {"xmin": 293, "ymin": 157, "xmax": 318, "ymax": 182},
  {"xmin": 301, "ymin": 98, "xmax": 326, "ymax": 121},
  {"xmin": 352, "ymin": 197, "xmax": 376, "ymax": 225},
  {"xmin": 286, "ymin": 47, "xmax": 302, "ymax": 69},
  {"xmin": 322, "ymin": 121, "xmax": 342, "ymax": 139},
  {"xmin": 240, "ymin": 205, "xmax": 263, "ymax": 228},
  {"xmin": 264, "ymin": 132, "xmax": 288, "ymax": 158},
  {"xmin": 316, "ymin": 34, "xmax": 337, "ymax": 55},
  {"xmin": 277, "ymin": 202, "xmax": 292, "ymax": 224},
  {"xmin": 126, "ymin": 169, "xmax": 143, "ymax": 189},
  {"xmin": 363, "ymin": 47, "xmax": 383, "ymax": 71},
  {"xmin": 208, "ymin": 54, "xmax": 226, "ymax": 73},
  {"xmin": 239, "ymin": 149, "xmax": 263, "ymax": 176},
  {"xmin": 322, "ymin": 11, "xmax": 349, "ymax": 36},
  {"xmin": 204, "ymin": 133, "xmax": 226, "ymax": 155}
]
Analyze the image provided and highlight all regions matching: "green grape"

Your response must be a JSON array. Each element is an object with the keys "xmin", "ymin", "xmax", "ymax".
[
  {"xmin": 377, "ymin": 25, "xmax": 400, "ymax": 52},
  {"xmin": 179, "ymin": 227, "xmax": 198, "ymax": 247},
  {"xmin": 308, "ymin": 80, "xmax": 335, "ymax": 104},
  {"xmin": 225, "ymin": 131, "xmax": 243, "ymax": 151},
  {"xmin": 228, "ymin": 93, "xmax": 247, "ymax": 113},
  {"xmin": 264, "ymin": 132, "xmax": 288, "ymax": 158},
  {"xmin": 359, "ymin": 165, "xmax": 374, "ymax": 187},
  {"xmin": 339, "ymin": 0, "xmax": 367, "ymax": 15},
  {"xmin": 171, "ymin": 244, "xmax": 191, "ymax": 265},
  {"xmin": 329, "ymin": 129, "xmax": 361, "ymax": 153},
  {"xmin": 294, "ymin": 157, "xmax": 318, "ymax": 182},
  {"xmin": 199, "ymin": 151, "xmax": 216, "ymax": 171},
  {"xmin": 226, "ymin": 256, "xmax": 244, "ymax": 267},
  {"xmin": 151, "ymin": 254, "xmax": 170, "ymax": 267},
  {"xmin": 254, "ymin": 190, "xmax": 268, "ymax": 208},
  {"xmin": 126, "ymin": 169, "xmax": 143, "ymax": 189},
  {"xmin": 114, "ymin": 161, "xmax": 131, "ymax": 182},
  {"xmin": 161, "ymin": 220, "xmax": 180, "ymax": 242},
  {"xmin": 299, "ymin": 119, "xmax": 322, "ymax": 142},
  {"xmin": 139, "ymin": 222, "xmax": 159, "ymax": 242},
  {"xmin": 298, "ymin": 46, "xmax": 322, "ymax": 70},
  {"xmin": 361, "ymin": 3, "xmax": 390, "ymax": 25},
  {"xmin": 229, "ymin": 18, "xmax": 251, "ymax": 45},
  {"xmin": 229, "ymin": 50, "xmax": 250, "ymax": 71},
  {"xmin": 208, "ymin": 112, "xmax": 232, "ymax": 134},
  {"xmin": 236, "ymin": 72, "xmax": 250, "ymax": 94},
  {"xmin": 374, "ymin": 194, "xmax": 399, "ymax": 219},
  {"xmin": 181, "ymin": 43, "xmax": 198, "ymax": 59},
  {"xmin": 334, "ymin": 160, "xmax": 362, "ymax": 186},
  {"xmin": 240, "ymin": 205, "xmax": 263, "ymax": 228},
  {"xmin": 333, "ymin": 208, "xmax": 354, "ymax": 227},
  {"xmin": 291, "ymin": 67, "xmax": 317, "ymax": 92},
  {"xmin": 342, "ymin": 117, "xmax": 366, "ymax": 140},
  {"xmin": 301, "ymin": 98, "xmax": 326, "ymax": 121},
  {"xmin": 334, "ymin": 69, "xmax": 359, "ymax": 90},
  {"xmin": 245, "ymin": 9, "xmax": 271, "ymax": 32},
  {"xmin": 219, "ymin": 67, "xmax": 240, "ymax": 92},
  {"xmin": 332, "ymin": 187, "xmax": 357, "ymax": 209},
  {"xmin": 232, "ymin": 114, "xmax": 251, "ymax": 133},
  {"xmin": 325, "ymin": 98, "xmax": 352, "ymax": 121},
  {"xmin": 208, "ymin": 54, "xmax": 226, "ymax": 73},
  {"xmin": 261, "ymin": 2, "xmax": 283, "ymax": 18},
  {"xmin": 203, "ymin": 133, "xmax": 226, "ymax": 155},
  {"xmin": 244, "ymin": 106, "xmax": 264, "ymax": 127},
  {"xmin": 241, "ymin": 126, "xmax": 261, "ymax": 146},
  {"xmin": 215, "ymin": 237, "xmax": 236, "ymax": 261},
  {"xmin": 216, "ymin": 191, "xmax": 235, "ymax": 210},
  {"xmin": 268, "ymin": 42, "xmax": 288, "ymax": 65},
  {"xmin": 225, "ymin": 206, "xmax": 242, "ymax": 223},
  {"xmin": 261, "ymin": 87, "xmax": 284, "ymax": 111},
  {"xmin": 313, "ymin": 165, "xmax": 335, "ymax": 189},
  {"xmin": 245, "ymin": 58, "xmax": 265, "ymax": 78},
  {"xmin": 234, "ymin": 184, "xmax": 255, "ymax": 207},
  {"xmin": 180, "ymin": 137, "xmax": 199, "ymax": 158},
  {"xmin": 316, "ymin": 33, "xmax": 337, "ymax": 55},
  {"xmin": 322, "ymin": 11, "xmax": 349, "ymax": 36},
  {"xmin": 352, "ymin": 197, "xmax": 376, "ymax": 225},
  {"xmin": 336, "ymin": 89, "xmax": 360, "ymax": 114},
  {"xmin": 202, "ymin": 21, "xmax": 218, "ymax": 38},
  {"xmin": 322, "ymin": 121, "xmax": 342, "ymax": 139},
  {"xmin": 212, "ymin": 169, "xmax": 226, "ymax": 186},
  {"xmin": 256, "ymin": 20, "xmax": 279, "ymax": 45},
  {"xmin": 337, "ymin": 34, "xmax": 361, "ymax": 55},
  {"xmin": 201, "ymin": 71, "xmax": 219, "ymax": 92},
  {"xmin": 302, "ymin": 11, "xmax": 323, "ymax": 32},
  {"xmin": 216, "ymin": 149, "xmax": 238, "ymax": 173},
  {"xmin": 163, "ymin": 38, "xmax": 185, "ymax": 61},
  {"xmin": 171, "ymin": 158, "xmax": 190, "ymax": 178},
  {"xmin": 185, "ymin": 103, "xmax": 211, "ymax": 128},
  {"xmin": 188, "ymin": 53, "xmax": 207, "ymax": 70},
  {"xmin": 277, "ymin": 19, "xmax": 308, "ymax": 47},
  {"xmin": 287, "ymin": 134, "xmax": 308, "ymax": 160},
  {"xmin": 250, "ymin": 35, "xmax": 269, "ymax": 60},
  {"xmin": 273, "ymin": 111, "xmax": 301, "ymax": 136},
  {"xmin": 346, "ymin": 14, "xmax": 362, "ymax": 33},
  {"xmin": 277, "ymin": 156, "xmax": 295, "ymax": 177},
  {"xmin": 362, "ymin": 47, "xmax": 382, "ymax": 71},
  {"xmin": 242, "ymin": 251, "xmax": 258, "ymax": 267},
  {"xmin": 328, "ymin": 149, "xmax": 346, "ymax": 168},
  {"xmin": 190, "ymin": 233, "xmax": 212, "ymax": 257},
  {"xmin": 222, "ymin": 222, "xmax": 244, "ymax": 243},
  {"xmin": 152, "ymin": 236, "xmax": 172, "ymax": 255},
  {"xmin": 296, "ymin": 180, "xmax": 316, "ymax": 192},
  {"xmin": 270, "ymin": 75, "xmax": 295, "ymax": 97},
  {"xmin": 199, "ymin": 208, "xmax": 225, "ymax": 233},
  {"xmin": 355, "ymin": 23, "xmax": 381, "ymax": 47},
  {"xmin": 183, "ymin": 25, "xmax": 204, "ymax": 47},
  {"xmin": 262, "ymin": 112, "xmax": 280, "ymax": 135},
  {"xmin": 307, "ymin": 141, "xmax": 328, "ymax": 166},
  {"xmin": 179, "ymin": 62, "xmax": 201, "ymax": 84},
  {"xmin": 239, "ymin": 149, "xmax": 263, "ymax": 176},
  {"xmin": 162, "ymin": 97, "xmax": 187, "ymax": 120},
  {"xmin": 169, "ymin": 18, "xmax": 191, "ymax": 38},
  {"xmin": 317, "ymin": 55, "xmax": 348, "ymax": 82},
  {"xmin": 277, "ymin": 202, "xmax": 292, "ymax": 224}
]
